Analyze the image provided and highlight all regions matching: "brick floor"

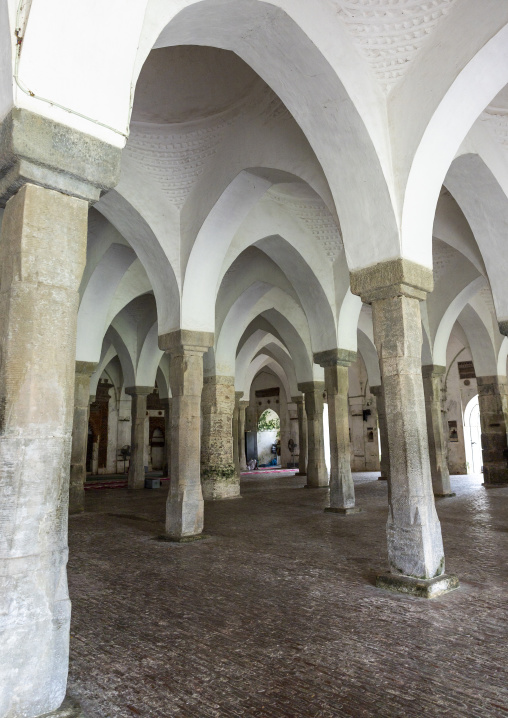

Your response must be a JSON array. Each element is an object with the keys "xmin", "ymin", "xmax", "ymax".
[{"xmin": 67, "ymin": 472, "xmax": 508, "ymax": 717}]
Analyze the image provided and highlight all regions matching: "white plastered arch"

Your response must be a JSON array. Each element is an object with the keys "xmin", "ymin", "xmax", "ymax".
[
  {"xmin": 432, "ymin": 277, "xmax": 486, "ymax": 368},
  {"xmin": 397, "ymin": 20, "xmax": 508, "ymax": 268},
  {"xmin": 445, "ymin": 153, "xmax": 508, "ymax": 324},
  {"xmin": 76, "ymin": 243, "xmax": 137, "ymax": 363},
  {"xmin": 97, "ymin": 189, "xmax": 180, "ymax": 334},
  {"xmin": 236, "ymin": 334, "xmax": 298, "ymax": 397},
  {"xmin": 214, "ymin": 283, "xmax": 317, "ymax": 382},
  {"xmin": 136, "ymin": 322, "xmax": 164, "ymax": 388},
  {"xmin": 141, "ymin": 0, "xmax": 398, "ymax": 268},
  {"xmin": 245, "ymin": 355, "xmax": 292, "ymax": 405},
  {"xmin": 457, "ymin": 304, "xmax": 498, "ymax": 378},
  {"xmin": 89, "ymin": 341, "xmax": 118, "ymax": 398}
]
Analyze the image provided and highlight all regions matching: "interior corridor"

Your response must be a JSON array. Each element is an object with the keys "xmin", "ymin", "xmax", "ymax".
[{"xmin": 67, "ymin": 472, "xmax": 508, "ymax": 718}]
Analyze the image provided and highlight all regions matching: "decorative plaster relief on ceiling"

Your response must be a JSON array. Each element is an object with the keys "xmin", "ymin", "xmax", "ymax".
[
  {"xmin": 270, "ymin": 192, "xmax": 343, "ymax": 262},
  {"xmin": 125, "ymin": 84, "xmax": 291, "ymax": 209},
  {"xmin": 125, "ymin": 119, "xmax": 231, "ymax": 209},
  {"xmin": 334, "ymin": 0, "xmax": 457, "ymax": 92}
]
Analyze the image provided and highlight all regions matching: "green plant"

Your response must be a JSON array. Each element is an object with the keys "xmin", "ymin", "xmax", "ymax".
[{"xmin": 257, "ymin": 409, "xmax": 280, "ymax": 435}]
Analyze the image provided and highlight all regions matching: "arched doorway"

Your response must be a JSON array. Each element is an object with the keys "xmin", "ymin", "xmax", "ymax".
[
  {"xmin": 464, "ymin": 395, "xmax": 482, "ymax": 474},
  {"xmin": 257, "ymin": 409, "xmax": 280, "ymax": 467}
]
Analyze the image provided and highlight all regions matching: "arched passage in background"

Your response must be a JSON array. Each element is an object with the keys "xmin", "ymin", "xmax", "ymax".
[
  {"xmin": 464, "ymin": 394, "xmax": 482, "ymax": 475},
  {"xmin": 257, "ymin": 408, "xmax": 281, "ymax": 467}
]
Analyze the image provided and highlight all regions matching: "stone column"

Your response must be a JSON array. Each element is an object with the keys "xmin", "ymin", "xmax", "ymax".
[
  {"xmin": 233, "ymin": 392, "xmax": 243, "ymax": 476},
  {"xmin": 422, "ymin": 365, "xmax": 454, "ymax": 496},
  {"xmin": 69, "ymin": 361, "xmax": 97, "ymax": 513},
  {"xmin": 239, "ymin": 400, "xmax": 249, "ymax": 470},
  {"xmin": 125, "ymin": 387, "xmax": 151, "ymax": 490},
  {"xmin": 315, "ymin": 350, "xmax": 360, "ymax": 514},
  {"xmin": 159, "ymin": 330, "xmax": 214, "ymax": 540},
  {"xmin": 297, "ymin": 382, "xmax": 328, "ymax": 487},
  {"xmin": 0, "ymin": 185, "xmax": 88, "ymax": 714},
  {"xmin": 351, "ymin": 260, "xmax": 458, "ymax": 597},
  {"xmin": 200, "ymin": 376, "xmax": 239, "ymax": 500},
  {"xmin": 292, "ymin": 395, "xmax": 307, "ymax": 476},
  {"xmin": 477, "ymin": 376, "xmax": 508, "ymax": 485},
  {"xmin": 161, "ymin": 397, "xmax": 172, "ymax": 477},
  {"xmin": 370, "ymin": 385, "xmax": 390, "ymax": 481}
]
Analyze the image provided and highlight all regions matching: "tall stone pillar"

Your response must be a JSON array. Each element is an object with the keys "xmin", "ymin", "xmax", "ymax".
[
  {"xmin": 292, "ymin": 395, "xmax": 307, "ymax": 476},
  {"xmin": 477, "ymin": 376, "xmax": 508, "ymax": 485},
  {"xmin": 159, "ymin": 330, "xmax": 214, "ymax": 540},
  {"xmin": 297, "ymin": 382, "xmax": 327, "ymax": 487},
  {"xmin": 69, "ymin": 361, "xmax": 97, "ymax": 513},
  {"xmin": 200, "ymin": 376, "xmax": 239, "ymax": 500},
  {"xmin": 233, "ymin": 392, "xmax": 243, "ymax": 475},
  {"xmin": 161, "ymin": 397, "xmax": 172, "ymax": 477},
  {"xmin": 315, "ymin": 350, "xmax": 360, "ymax": 513},
  {"xmin": 351, "ymin": 260, "xmax": 458, "ymax": 597},
  {"xmin": 370, "ymin": 385, "xmax": 390, "ymax": 481},
  {"xmin": 0, "ymin": 108, "xmax": 120, "ymax": 715},
  {"xmin": 0, "ymin": 183, "xmax": 88, "ymax": 715},
  {"xmin": 422, "ymin": 365, "xmax": 454, "ymax": 496},
  {"xmin": 125, "ymin": 387, "xmax": 151, "ymax": 490},
  {"xmin": 239, "ymin": 400, "xmax": 249, "ymax": 470}
]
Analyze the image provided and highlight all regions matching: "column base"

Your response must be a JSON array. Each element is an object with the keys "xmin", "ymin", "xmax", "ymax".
[
  {"xmin": 304, "ymin": 483, "xmax": 328, "ymax": 489},
  {"xmin": 378, "ymin": 476, "xmax": 388, "ymax": 481},
  {"xmin": 204, "ymin": 495, "xmax": 243, "ymax": 502},
  {"xmin": 295, "ymin": 472, "xmax": 307, "ymax": 476},
  {"xmin": 39, "ymin": 696, "xmax": 86, "ymax": 717},
  {"xmin": 434, "ymin": 492, "xmax": 456, "ymax": 498},
  {"xmin": 325, "ymin": 506, "xmax": 362, "ymax": 515},
  {"xmin": 376, "ymin": 572, "xmax": 459, "ymax": 598},
  {"xmin": 483, "ymin": 481, "xmax": 508, "ymax": 487},
  {"xmin": 202, "ymin": 478, "xmax": 241, "ymax": 501},
  {"xmin": 155, "ymin": 533, "xmax": 210, "ymax": 543}
]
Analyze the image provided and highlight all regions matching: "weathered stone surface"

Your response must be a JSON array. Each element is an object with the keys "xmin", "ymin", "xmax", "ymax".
[
  {"xmin": 315, "ymin": 351, "xmax": 357, "ymax": 511},
  {"xmin": 39, "ymin": 695, "xmax": 86, "ymax": 717},
  {"xmin": 239, "ymin": 400, "xmax": 249, "ymax": 471},
  {"xmin": 233, "ymin": 392, "xmax": 243, "ymax": 478},
  {"xmin": 477, "ymin": 376, "xmax": 508, "ymax": 485},
  {"xmin": 376, "ymin": 572, "xmax": 459, "ymax": 598},
  {"xmin": 370, "ymin": 385, "xmax": 390, "ymax": 481},
  {"xmin": 160, "ymin": 398, "xmax": 172, "ymax": 477},
  {"xmin": 370, "ymin": 286, "xmax": 447, "ymax": 580},
  {"xmin": 350, "ymin": 257, "xmax": 434, "ymax": 303},
  {"xmin": 158, "ymin": 329, "xmax": 214, "ymax": 354},
  {"xmin": 163, "ymin": 330, "xmax": 213, "ymax": 539},
  {"xmin": 69, "ymin": 362, "xmax": 97, "ymax": 514},
  {"xmin": 422, "ymin": 365, "xmax": 454, "ymax": 496},
  {"xmin": 297, "ymin": 382, "xmax": 328, "ymax": 487},
  {"xmin": 125, "ymin": 387, "xmax": 152, "ymax": 490},
  {"xmin": 0, "ymin": 183, "xmax": 88, "ymax": 716},
  {"xmin": 0, "ymin": 109, "xmax": 121, "ymax": 205},
  {"xmin": 291, "ymin": 395, "xmax": 307, "ymax": 476},
  {"xmin": 324, "ymin": 506, "xmax": 362, "ymax": 514},
  {"xmin": 201, "ymin": 376, "xmax": 239, "ymax": 500}
]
